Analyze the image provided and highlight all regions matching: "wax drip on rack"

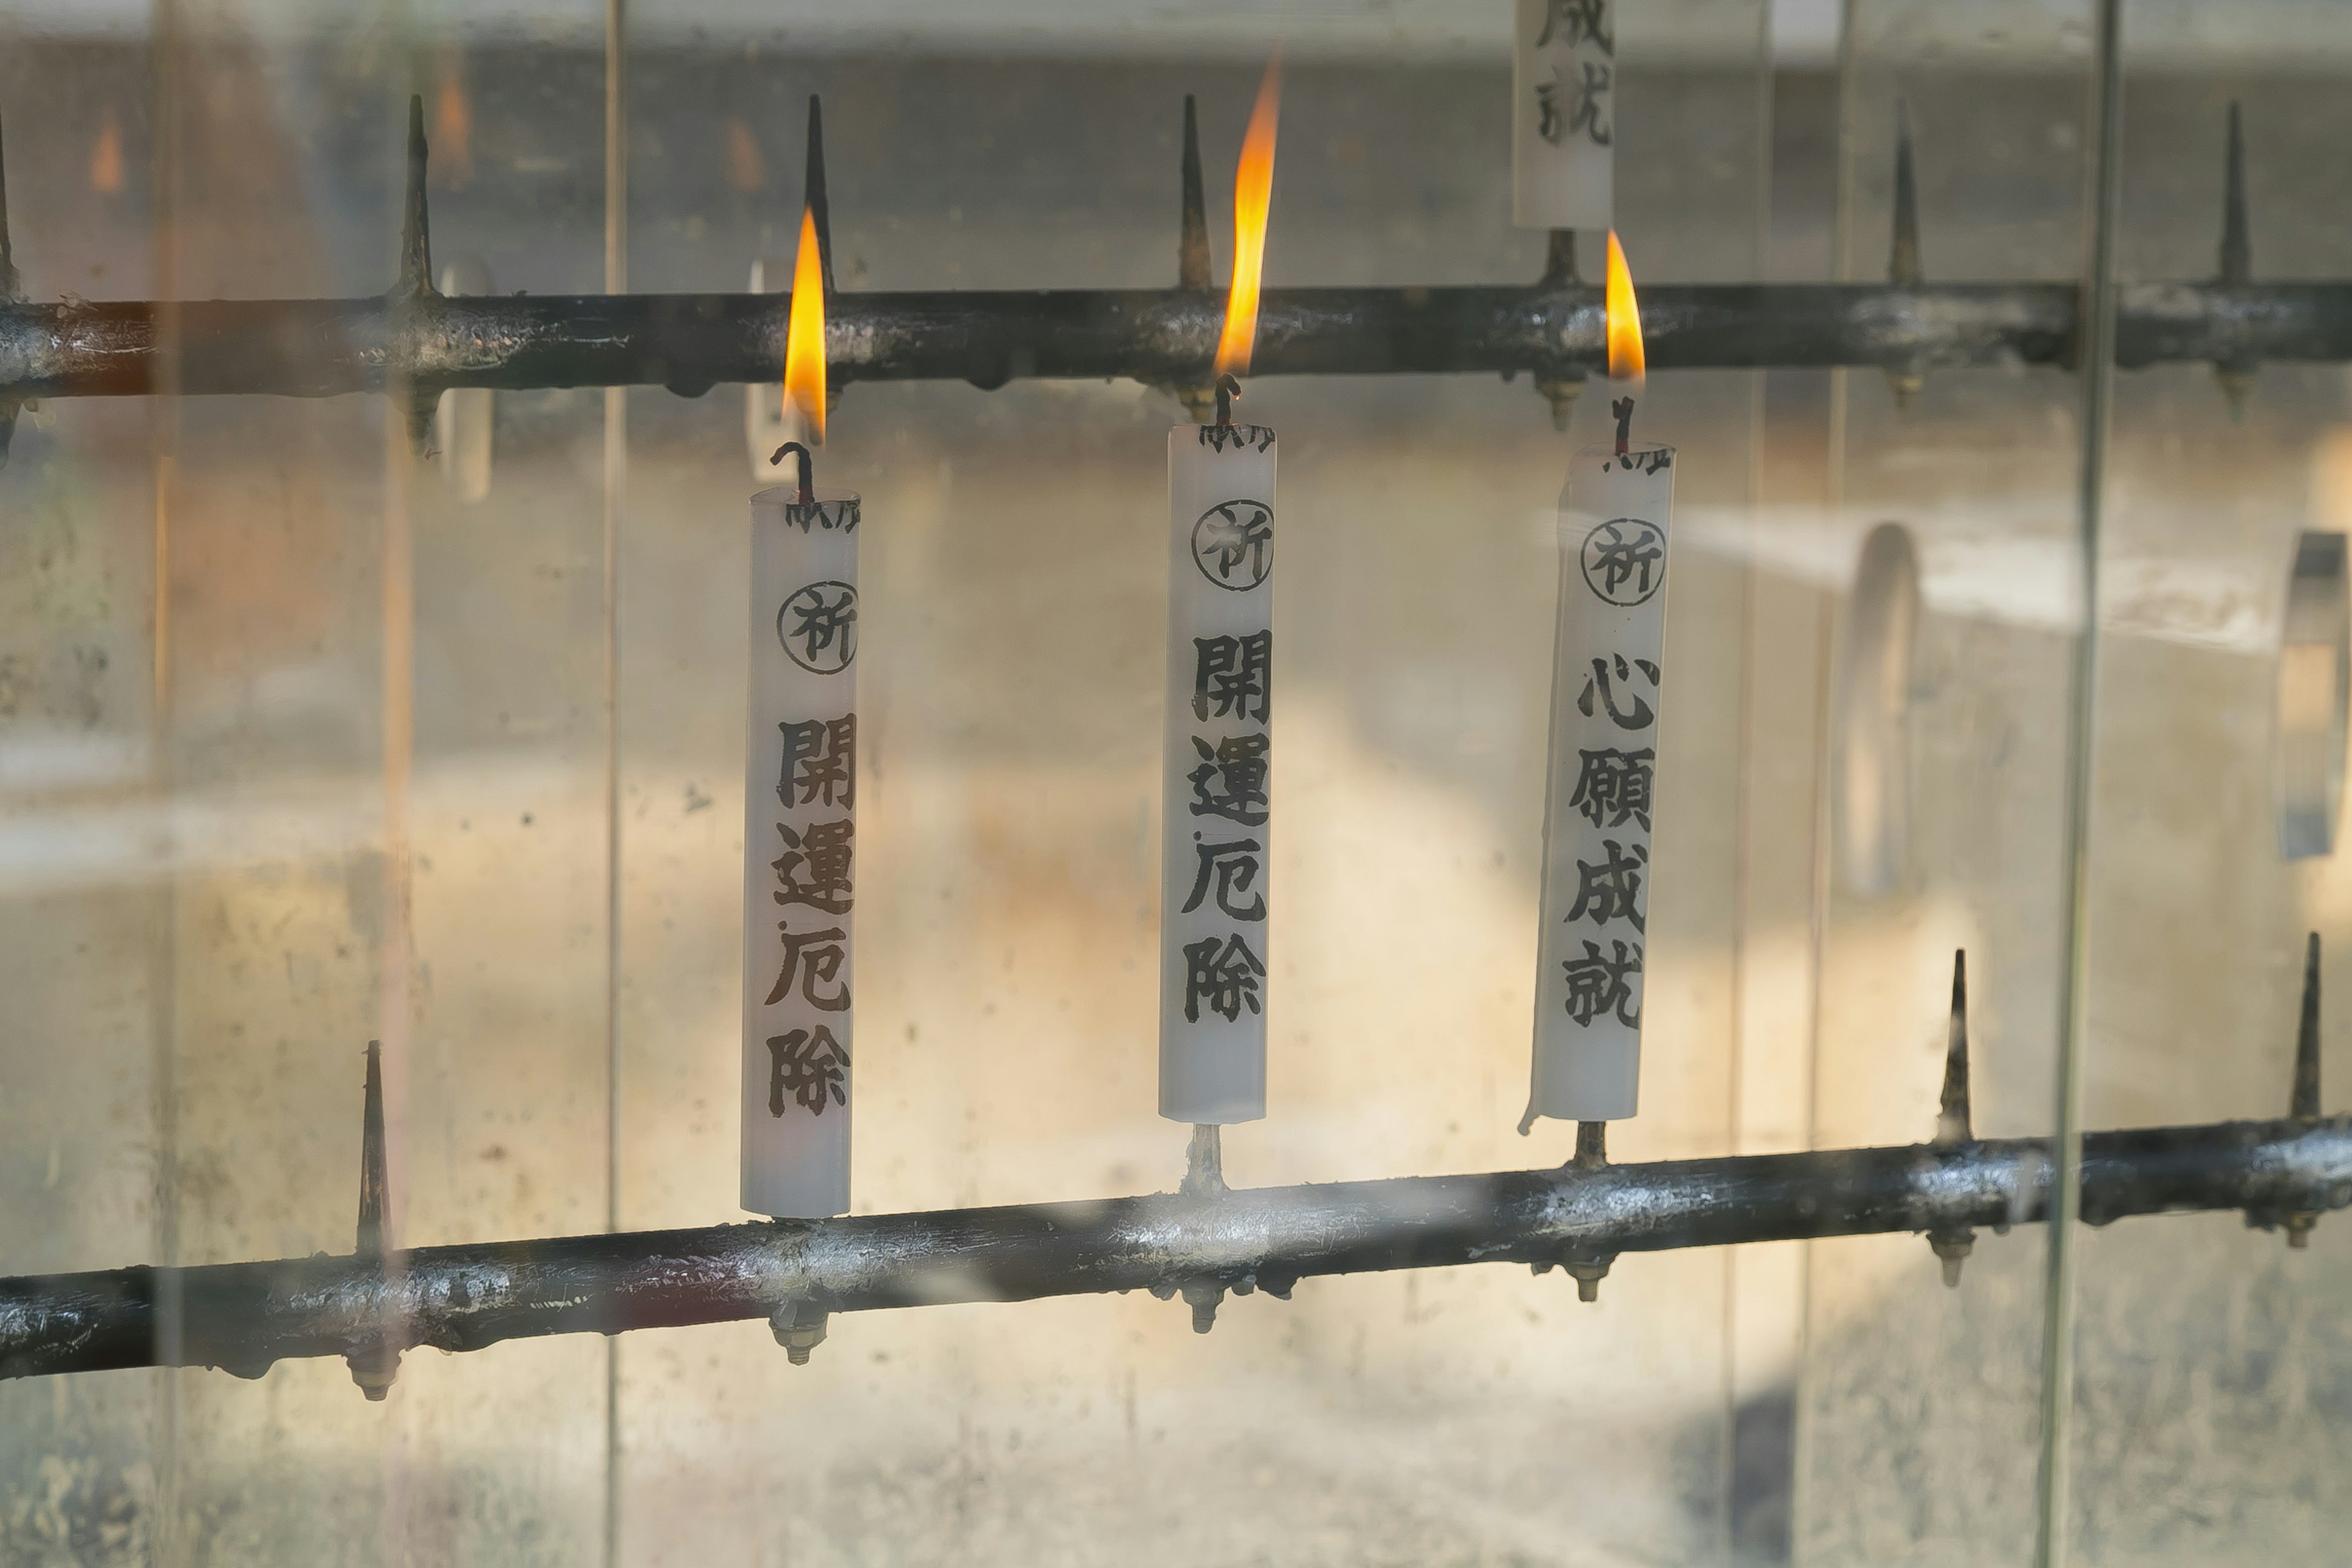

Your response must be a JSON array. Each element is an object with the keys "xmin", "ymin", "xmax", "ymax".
[
  {"xmin": 1612, "ymin": 396, "xmax": 1635, "ymax": 457},
  {"xmin": 1181, "ymin": 1123, "xmax": 1227, "ymax": 1197},
  {"xmin": 1213, "ymin": 372, "xmax": 1241, "ymax": 429},
  {"xmin": 771, "ymin": 440, "xmax": 815, "ymax": 505}
]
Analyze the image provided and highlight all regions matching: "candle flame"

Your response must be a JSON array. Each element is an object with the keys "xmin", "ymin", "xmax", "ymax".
[
  {"xmin": 783, "ymin": 205, "xmax": 827, "ymax": 445},
  {"xmin": 1212, "ymin": 58, "xmax": 1283, "ymax": 380},
  {"xmin": 1605, "ymin": 230, "xmax": 1645, "ymax": 383}
]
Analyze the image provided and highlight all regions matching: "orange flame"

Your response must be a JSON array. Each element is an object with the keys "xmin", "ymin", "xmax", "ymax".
[
  {"xmin": 1605, "ymin": 230, "xmax": 1644, "ymax": 382},
  {"xmin": 1213, "ymin": 58, "xmax": 1283, "ymax": 380},
  {"xmin": 783, "ymin": 205, "xmax": 827, "ymax": 445}
]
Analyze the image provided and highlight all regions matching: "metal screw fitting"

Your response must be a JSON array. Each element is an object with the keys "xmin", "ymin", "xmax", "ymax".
[
  {"xmin": 347, "ymin": 1341, "xmax": 400, "ymax": 1401},
  {"xmin": 771, "ymin": 1303, "xmax": 829, "ymax": 1365}
]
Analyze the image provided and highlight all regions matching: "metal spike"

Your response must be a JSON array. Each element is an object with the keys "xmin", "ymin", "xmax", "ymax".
[
  {"xmin": 1935, "ymin": 949, "xmax": 1972, "ymax": 1145},
  {"xmin": 2215, "ymin": 102, "xmax": 2256, "ymax": 418},
  {"xmin": 357, "ymin": 1042, "xmax": 388, "ymax": 1257},
  {"xmin": 347, "ymin": 1042, "xmax": 401, "ymax": 1400},
  {"xmin": 1174, "ymin": 97, "xmax": 1215, "ymax": 421},
  {"xmin": 398, "ymin": 96, "xmax": 433, "ymax": 299},
  {"xmin": 0, "ymin": 99, "xmax": 18, "ymax": 304},
  {"xmin": 391, "ymin": 96, "xmax": 442, "ymax": 453},
  {"xmin": 0, "ymin": 99, "xmax": 19, "ymax": 468},
  {"xmin": 1884, "ymin": 100, "xmax": 1927, "ymax": 410},
  {"xmin": 2294, "ymin": 931, "xmax": 2322, "ymax": 1121},
  {"xmin": 804, "ymin": 95, "xmax": 836, "ymax": 297},
  {"xmin": 1889, "ymin": 102, "xmax": 1922, "ymax": 289},
  {"xmin": 1572, "ymin": 1119, "xmax": 1608, "ymax": 1170},
  {"xmin": 2276, "ymin": 932, "xmax": 2326, "ymax": 1250},
  {"xmin": 2220, "ymin": 102, "xmax": 2250, "ymax": 287},
  {"xmin": 1926, "ymin": 950, "xmax": 1977, "ymax": 1286},
  {"xmin": 1178, "ymin": 95, "xmax": 1210, "ymax": 292}
]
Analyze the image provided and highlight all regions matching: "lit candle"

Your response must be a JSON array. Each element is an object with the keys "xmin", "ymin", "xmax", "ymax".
[
  {"xmin": 1513, "ymin": 0, "xmax": 1616, "ymax": 230},
  {"xmin": 1530, "ymin": 232, "xmax": 1670, "ymax": 1126},
  {"xmin": 744, "ymin": 206, "xmax": 858, "ymax": 1219},
  {"xmin": 1162, "ymin": 63, "xmax": 1280, "ymax": 1127}
]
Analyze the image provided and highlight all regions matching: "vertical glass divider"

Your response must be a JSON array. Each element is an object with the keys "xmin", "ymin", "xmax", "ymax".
[
  {"xmin": 601, "ymin": 0, "xmax": 629, "ymax": 1562},
  {"xmin": 148, "ymin": 4, "xmax": 186, "ymax": 1558},
  {"xmin": 2036, "ymin": 0, "xmax": 2125, "ymax": 1562}
]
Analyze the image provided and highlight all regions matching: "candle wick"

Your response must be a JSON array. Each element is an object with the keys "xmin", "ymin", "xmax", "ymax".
[
  {"xmin": 771, "ymin": 440, "xmax": 815, "ymax": 506},
  {"xmin": 1611, "ymin": 396, "xmax": 1635, "ymax": 457},
  {"xmin": 1213, "ymin": 372, "xmax": 1241, "ymax": 429}
]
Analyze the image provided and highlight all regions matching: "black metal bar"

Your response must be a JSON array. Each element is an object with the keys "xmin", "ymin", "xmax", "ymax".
[
  {"xmin": 2, "ymin": 1115, "xmax": 2345, "ymax": 1383},
  {"xmin": 11, "ymin": 277, "xmax": 2351, "ymax": 408}
]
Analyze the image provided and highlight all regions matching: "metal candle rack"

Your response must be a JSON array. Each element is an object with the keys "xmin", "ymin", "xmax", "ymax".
[
  {"xmin": 0, "ymin": 94, "xmax": 2348, "ymax": 1391},
  {"xmin": 0, "ymin": 92, "xmax": 2334, "ymax": 458},
  {"xmin": 0, "ymin": 949, "xmax": 2346, "ymax": 1390}
]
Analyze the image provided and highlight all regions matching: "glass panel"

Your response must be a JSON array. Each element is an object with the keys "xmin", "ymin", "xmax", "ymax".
[
  {"xmin": 2062, "ymin": 7, "xmax": 2352, "ymax": 1561},
  {"xmin": 1795, "ymin": 4, "xmax": 2098, "ymax": 1562},
  {"xmin": 0, "ymin": 2, "xmax": 613, "ymax": 1561},
  {"xmin": 0, "ymin": 28, "xmax": 172, "ymax": 1561}
]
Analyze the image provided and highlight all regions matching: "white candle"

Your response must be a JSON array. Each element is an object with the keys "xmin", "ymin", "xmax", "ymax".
[
  {"xmin": 1161, "ymin": 417, "xmax": 1278, "ymax": 1125},
  {"xmin": 1531, "ymin": 429, "xmax": 1673, "ymax": 1122},
  {"xmin": 1512, "ymin": 0, "xmax": 1616, "ymax": 231},
  {"xmin": 743, "ymin": 467, "xmax": 859, "ymax": 1218}
]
